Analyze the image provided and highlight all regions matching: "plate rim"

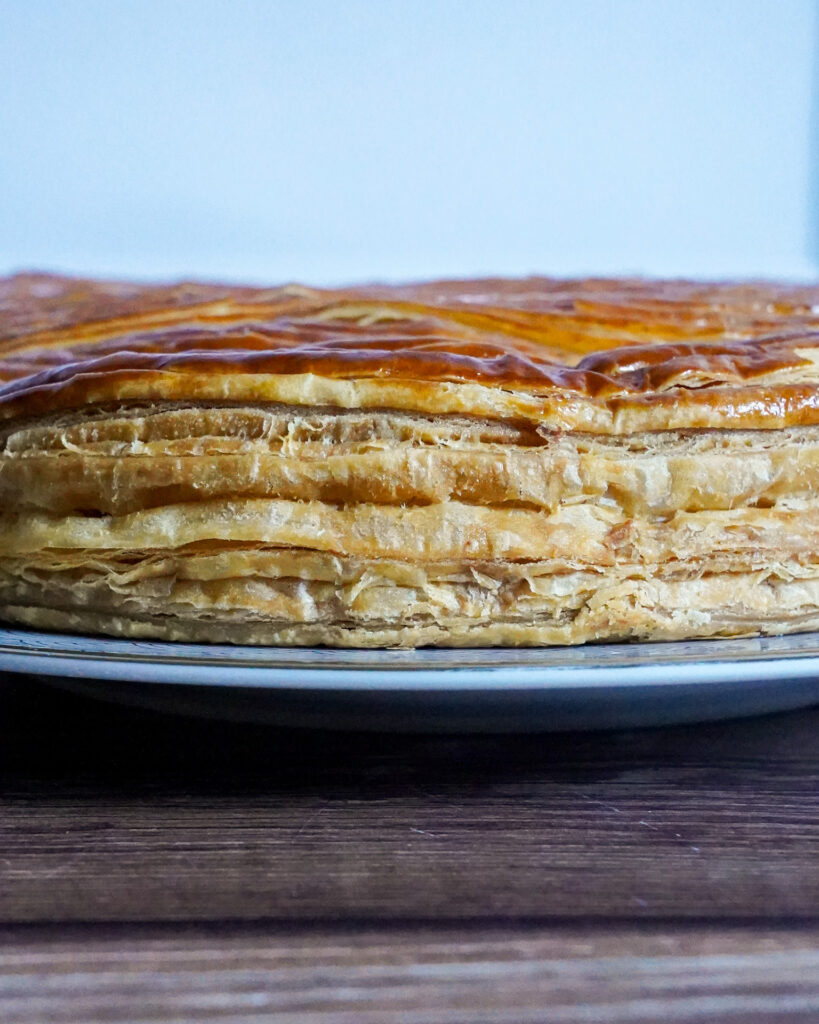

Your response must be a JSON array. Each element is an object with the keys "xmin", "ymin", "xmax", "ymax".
[{"xmin": 5, "ymin": 626, "xmax": 819, "ymax": 692}]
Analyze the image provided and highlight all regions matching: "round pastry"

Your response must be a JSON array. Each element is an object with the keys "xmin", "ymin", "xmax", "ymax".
[{"xmin": 2, "ymin": 272, "xmax": 819, "ymax": 647}]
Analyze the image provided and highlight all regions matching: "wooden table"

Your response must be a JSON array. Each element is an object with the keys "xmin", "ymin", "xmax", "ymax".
[{"xmin": 1, "ymin": 672, "xmax": 818, "ymax": 1022}]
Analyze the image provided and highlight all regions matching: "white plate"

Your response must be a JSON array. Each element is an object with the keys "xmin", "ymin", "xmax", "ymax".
[{"xmin": 3, "ymin": 626, "xmax": 819, "ymax": 731}]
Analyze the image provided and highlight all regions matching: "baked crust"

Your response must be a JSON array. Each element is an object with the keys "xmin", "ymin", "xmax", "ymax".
[{"xmin": 3, "ymin": 272, "xmax": 819, "ymax": 646}]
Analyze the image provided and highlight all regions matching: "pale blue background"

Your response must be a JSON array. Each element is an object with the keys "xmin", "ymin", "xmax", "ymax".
[{"xmin": 0, "ymin": 0, "xmax": 816, "ymax": 284}]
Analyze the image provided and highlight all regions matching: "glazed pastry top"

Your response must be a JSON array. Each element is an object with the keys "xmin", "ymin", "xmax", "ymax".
[{"xmin": 2, "ymin": 272, "xmax": 819, "ymax": 432}]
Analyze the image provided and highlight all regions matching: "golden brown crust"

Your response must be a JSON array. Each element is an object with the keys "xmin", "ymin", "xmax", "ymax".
[{"xmin": 3, "ymin": 273, "xmax": 819, "ymax": 432}]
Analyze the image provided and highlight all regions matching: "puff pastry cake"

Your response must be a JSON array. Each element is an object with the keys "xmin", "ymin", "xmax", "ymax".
[{"xmin": 2, "ymin": 271, "xmax": 819, "ymax": 648}]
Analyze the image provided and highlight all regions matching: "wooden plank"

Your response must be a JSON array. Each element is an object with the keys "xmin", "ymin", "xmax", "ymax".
[
  {"xmin": 1, "ymin": 922, "xmax": 818, "ymax": 1023},
  {"xmin": 1, "ymin": 675, "xmax": 818, "ymax": 923}
]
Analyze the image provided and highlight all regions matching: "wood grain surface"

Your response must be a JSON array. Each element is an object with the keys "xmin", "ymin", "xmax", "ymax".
[
  {"xmin": 1, "ymin": 672, "xmax": 818, "ymax": 1021},
  {"xmin": 2, "ymin": 922, "xmax": 819, "ymax": 1023}
]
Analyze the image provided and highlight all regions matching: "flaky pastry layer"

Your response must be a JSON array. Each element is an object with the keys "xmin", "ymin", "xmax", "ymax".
[
  {"xmin": 5, "ymin": 545, "xmax": 819, "ymax": 647},
  {"xmin": 4, "ymin": 405, "xmax": 819, "ymax": 518}
]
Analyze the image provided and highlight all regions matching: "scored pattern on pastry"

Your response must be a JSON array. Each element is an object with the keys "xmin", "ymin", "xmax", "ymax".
[{"xmin": 2, "ymin": 272, "xmax": 819, "ymax": 646}]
